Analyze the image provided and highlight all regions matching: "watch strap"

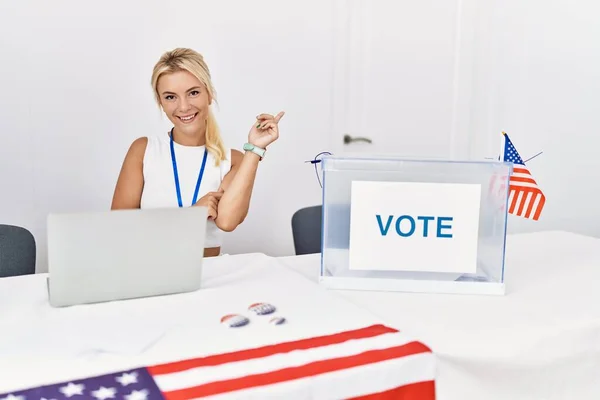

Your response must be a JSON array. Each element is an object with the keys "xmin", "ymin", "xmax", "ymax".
[{"xmin": 243, "ymin": 143, "xmax": 266, "ymax": 159}]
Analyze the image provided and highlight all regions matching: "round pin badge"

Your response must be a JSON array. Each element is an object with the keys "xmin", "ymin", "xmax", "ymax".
[
  {"xmin": 269, "ymin": 316, "xmax": 286, "ymax": 325},
  {"xmin": 220, "ymin": 314, "xmax": 249, "ymax": 328},
  {"xmin": 248, "ymin": 302, "xmax": 276, "ymax": 316}
]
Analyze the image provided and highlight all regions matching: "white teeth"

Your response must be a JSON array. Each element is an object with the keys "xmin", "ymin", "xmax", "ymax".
[{"xmin": 180, "ymin": 114, "xmax": 195, "ymax": 121}]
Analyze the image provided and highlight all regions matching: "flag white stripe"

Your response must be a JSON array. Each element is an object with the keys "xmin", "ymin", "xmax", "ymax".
[
  {"xmin": 154, "ymin": 331, "xmax": 413, "ymax": 391},
  {"xmin": 531, "ymin": 193, "xmax": 542, "ymax": 214},
  {"xmin": 510, "ymin": 181, "xmax": 541, "ymax": 190},
  {"xmin": 198, "ymin": 352, "xmax": 436, "ymax": 400},
  {"xmin": 520, "ymin": 191, "xmax": 532, "ymax": 213},
  {"xmin": 512, "ymin": 169, "xmax": 537, "ymax": 180},
  {"xmin": 512, "ymin": 176, "xmax": 538, "ymax": 185},
  {"xmin": 510, "ymin": 188, "xmax": 543, "ymax": 217},
  {"xmin": 513, "ymin": 191, "xmax": 523, "ymax": 209}
]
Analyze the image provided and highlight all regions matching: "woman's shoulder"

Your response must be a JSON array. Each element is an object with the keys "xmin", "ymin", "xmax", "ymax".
[
  {"xmin": 124, "ymin": 134, "xmax": 171, "ymax": 164},
  {"xmin": 127, "ymin": 134, "xmax": 165, "ymax": 149},
  {"xmin": 122, "ymin": 137, "xmax": 148, "ymax": 161},
  {"xmin": 131, "ymin": 136, "xmax": 149, "ymax": 148},
  {"xmin": 132, "ymin": 134, "xmax": 173, "ymax": 152}
]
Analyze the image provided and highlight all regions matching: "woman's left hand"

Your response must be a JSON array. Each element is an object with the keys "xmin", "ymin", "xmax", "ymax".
[{"xmin": 248, "ymin": 111, "xmax": 285, "ymax": 149}]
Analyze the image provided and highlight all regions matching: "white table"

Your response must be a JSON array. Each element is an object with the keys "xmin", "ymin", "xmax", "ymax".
[
  {"xmin": 0, "ymin": 253, "xmax": 435, "ymax": 399},
  {"xmin": 279, "ymin": 230, "xmax": 600, "ymax": 400}
]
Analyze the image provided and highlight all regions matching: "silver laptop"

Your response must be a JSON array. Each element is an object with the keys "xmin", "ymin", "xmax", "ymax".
[{"xmin": 46, "ymin": 206, "xmax": 207, "ymax": 307}]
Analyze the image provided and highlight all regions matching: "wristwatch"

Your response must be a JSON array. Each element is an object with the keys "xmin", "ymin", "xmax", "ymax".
[{"xmin": 243, "ymin": 143, "xmax": 266, "ymax": 160}]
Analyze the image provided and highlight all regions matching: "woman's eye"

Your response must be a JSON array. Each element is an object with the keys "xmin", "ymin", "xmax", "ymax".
[
  {"xmin": 165, "ymin": 95, "xmax": 175, "ymax": 100},
  {"xmin": 190, "ymin": 90, "xmax": 199, "ymax": 96}
]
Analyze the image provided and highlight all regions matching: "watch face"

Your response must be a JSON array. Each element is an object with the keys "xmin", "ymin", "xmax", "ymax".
[{"xmin": 243, "ymin": 143, "xmax": 253, "ymax": 151}]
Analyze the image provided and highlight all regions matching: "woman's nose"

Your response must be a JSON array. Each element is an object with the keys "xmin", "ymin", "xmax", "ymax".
[{"xmin": 179, "ymin": 98, "xmax": 191, "ymax": 112}]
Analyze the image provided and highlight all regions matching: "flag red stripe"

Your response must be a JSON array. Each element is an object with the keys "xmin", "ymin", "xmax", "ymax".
[
  {"xmin": 348, "ymin": 380, "xmax": 436, "ymax": 400},
  {"xmin": 148, "ymin": 324, "xmax": 398, "ymax": 375},
  {"xmin": 509, "ymin": 189, "xmax": 518, "ymax": 214},
  {"xmin": 532, "ymin": 194, "xmax": 545, "ymax": 220},
  {"xmin": 524, "ymin": 192, "xmax": 539, "ymax": 219},
  {"xmin": 510, "ymin": 176, "xmax": 537, "ymax": 184},
  {"xmin": 162, "ymin": 341, "xmax": 432, "ymax": 400}
]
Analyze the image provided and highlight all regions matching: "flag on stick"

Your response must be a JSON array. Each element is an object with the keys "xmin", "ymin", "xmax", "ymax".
[{"xmin": 501, "ymin": 132, "xmax": 546, "ymax": 220}]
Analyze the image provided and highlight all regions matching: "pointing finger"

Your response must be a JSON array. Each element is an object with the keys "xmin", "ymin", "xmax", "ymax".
[{"xmin": 274, "ymin": 111, "xmax": 285, "ymax": 122}]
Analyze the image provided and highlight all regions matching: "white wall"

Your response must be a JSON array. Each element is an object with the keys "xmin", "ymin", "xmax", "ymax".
[
  {"xmin": 2, "ymin": 0, "xmax": 600, "ymax": 273},
  {"xmin": 0, "ymin": 0, "xmax": 333, "ymax": 272},
  {"xmin": 469, "ymin": 0, "xmax": 600, "ymax": 236}
]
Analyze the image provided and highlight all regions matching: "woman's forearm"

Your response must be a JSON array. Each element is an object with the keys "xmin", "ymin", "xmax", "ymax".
[
  {"xmin": 215, "ymin": 151, "xmax": 261, "ymax": 231},
  {"xmin": 214, "ymin": 110, "xmax": 285, "ymax": 232}
]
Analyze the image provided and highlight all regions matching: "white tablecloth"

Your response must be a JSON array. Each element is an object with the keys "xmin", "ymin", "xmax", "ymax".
[
  {"xmin": 279, "ymin": 231, "xmax": 600, "ymax": 400},
  {"xmin": 0, "ymin": 253, "xmax": 435, "ymax": 399}
]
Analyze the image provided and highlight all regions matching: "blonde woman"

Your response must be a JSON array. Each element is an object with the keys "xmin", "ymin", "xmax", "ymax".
[{"xmin": 111, "ymin": 48, "xmax": 285, "ymax": 257}]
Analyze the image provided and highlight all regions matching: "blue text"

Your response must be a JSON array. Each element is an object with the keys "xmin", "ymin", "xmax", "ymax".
[{"xmin": 375, "ymin": 215, "xmax": 453, "ymax": 238}]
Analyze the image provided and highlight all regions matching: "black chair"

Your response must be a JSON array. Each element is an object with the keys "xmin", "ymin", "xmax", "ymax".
[
  {"xmin": 0, "ymin": 224, "xmax": 36, "ymax": 277},
  {"xmin": 291, "ymin": 205, "xmax": 322, "ymax": 255}
]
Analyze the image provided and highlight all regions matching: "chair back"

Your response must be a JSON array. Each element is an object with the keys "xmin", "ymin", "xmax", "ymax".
[
  {"xmin": 0, "ymin": 224, "xmax": 36, "ymax": 277},
  {"xmin": 291, "ymin": 205, "xmax": 322, "ymax": 255}
]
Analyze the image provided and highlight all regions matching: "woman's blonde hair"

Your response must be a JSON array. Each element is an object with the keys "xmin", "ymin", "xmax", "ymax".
[{"xmin": 151, "ymin": 48, "xmax": 226, "ymax": 165}]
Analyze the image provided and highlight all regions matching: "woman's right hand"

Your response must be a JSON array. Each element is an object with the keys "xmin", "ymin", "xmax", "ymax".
[
  {"xmin": 248, "ymin": 111, "xmax": 285, "ymax": 149},
  {"xmin": 193, "ymin": 191, "xmax": 223, "ymax": 220}
]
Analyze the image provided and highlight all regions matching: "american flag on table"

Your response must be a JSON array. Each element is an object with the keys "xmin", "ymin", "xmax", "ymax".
[
  {"xmin": 0, "ymin": 324, "xmax": 435, "ymax": 400},
  {"xmin": 501, "ymin": 132, "xmax": 546, "ymax": 220}
]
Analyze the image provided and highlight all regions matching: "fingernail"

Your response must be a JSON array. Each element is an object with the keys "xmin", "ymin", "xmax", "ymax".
[{"xmin": 257, "ymin": 124, "xmax": 261, "ymax": 128}]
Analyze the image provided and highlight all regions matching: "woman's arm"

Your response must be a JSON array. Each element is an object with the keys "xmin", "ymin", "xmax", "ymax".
[
  {"xmin": 214, "ymin": 149, "xmax": 258, "ymax": 231},
  {"xmin": 213, "ymin": 111, "xmax": 285, "ymax": 232},
  {"xmin": 111, "ymin": 137, "xmax": 147, "ymax": 210}
]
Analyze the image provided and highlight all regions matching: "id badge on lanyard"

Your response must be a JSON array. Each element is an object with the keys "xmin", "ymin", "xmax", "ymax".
[{"xmin": 169, "ymin": 129, "xmax": 208, "ymax": 207}]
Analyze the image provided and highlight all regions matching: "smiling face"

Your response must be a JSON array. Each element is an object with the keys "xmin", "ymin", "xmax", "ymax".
[{"xmin": 157, "ymin": 70, "xmax": 211, "ymax": 141}]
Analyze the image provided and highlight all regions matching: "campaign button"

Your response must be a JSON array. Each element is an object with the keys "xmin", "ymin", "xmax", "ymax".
[
  {"xmin": 248, "ymin": 302, "xmax": 276, "ymax": 315},
  {"xmin": 221, "ymin": 314, "xmax": 249, "ymax": 328},
  {"xmin": 270, "ymin": 316, "xmax": 286, "ymax": 325}
]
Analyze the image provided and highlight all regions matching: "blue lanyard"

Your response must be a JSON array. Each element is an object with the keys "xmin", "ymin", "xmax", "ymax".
[{"xmin": 169, "ymin": 129, "xmax": 208, "ymax": 207}]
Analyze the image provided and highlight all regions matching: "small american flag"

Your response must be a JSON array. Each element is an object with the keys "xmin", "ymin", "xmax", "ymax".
[
  {"xmin": 0, "ymin": 324, "xmax": 435, "ymax": 400},
  {"xmin": 502, "ymin": 132, "xmax": 546, "ymax": 220}
]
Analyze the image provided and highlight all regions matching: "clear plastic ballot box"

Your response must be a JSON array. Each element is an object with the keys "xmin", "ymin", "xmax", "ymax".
[{"xmin": 319, "ymin": 155, "xmax": 512, "ymax": 295}]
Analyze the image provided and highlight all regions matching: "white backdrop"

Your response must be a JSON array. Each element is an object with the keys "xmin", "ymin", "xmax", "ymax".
[
  {"xmin": 468, "ymin": 0, "xmax": 600, "ymax": 237},
  {"xmin": 1, "ymin": 0, "xmax": 600, "ymax": 273}
]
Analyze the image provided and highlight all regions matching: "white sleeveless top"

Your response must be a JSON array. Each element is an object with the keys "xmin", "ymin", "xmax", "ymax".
[{"xmin": 140, "ymin": 134, "xmax": 232, "ymax": 248}]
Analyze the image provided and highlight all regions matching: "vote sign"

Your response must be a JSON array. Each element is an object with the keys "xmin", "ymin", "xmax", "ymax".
[{"xmin": 348, "ymin": 181, "xmax": 481, "ymax": 274}]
